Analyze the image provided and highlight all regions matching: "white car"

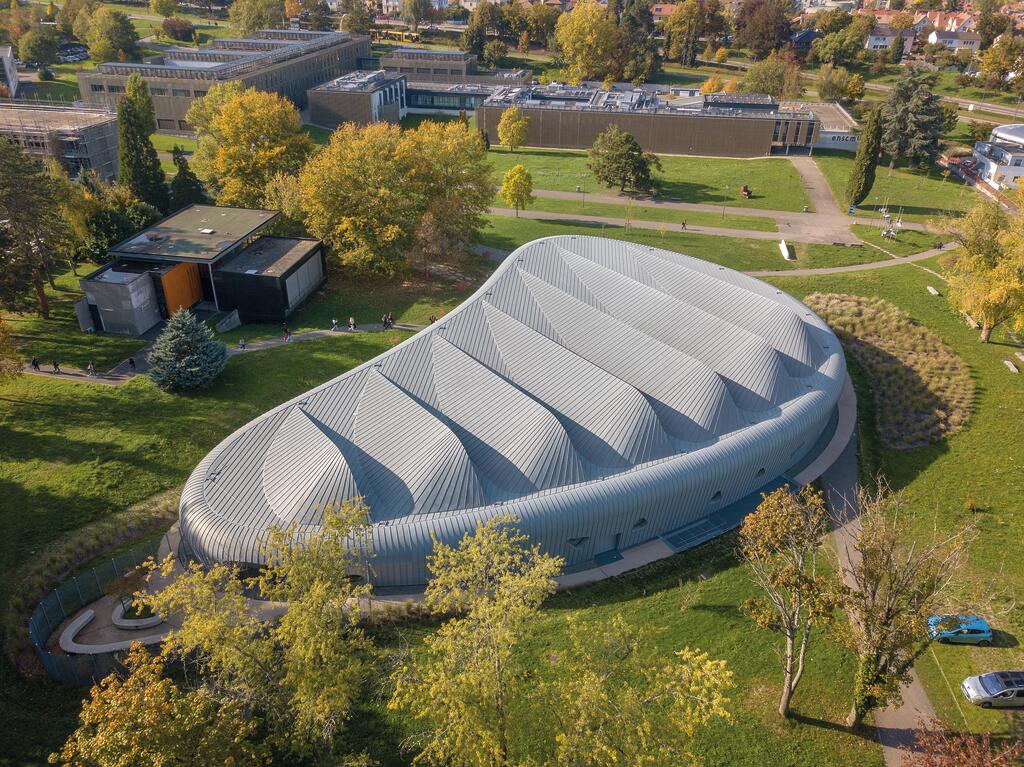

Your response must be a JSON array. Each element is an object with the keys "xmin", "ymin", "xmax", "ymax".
[{"xmin": 961, "ymin": 671, "xmax": 1024, "ymax": 708}]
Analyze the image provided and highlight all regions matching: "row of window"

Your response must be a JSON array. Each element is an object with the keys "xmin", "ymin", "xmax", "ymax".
[{"xmin": 90, "ymin": 83, "xmax": 205, "ymax": 98}]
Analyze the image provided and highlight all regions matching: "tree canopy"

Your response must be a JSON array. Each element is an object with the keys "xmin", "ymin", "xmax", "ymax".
[
  {"xmin": 879, "ymin": 69, "xmax": 945, "ymax": 169},
  {"xmin": 118, "ymin": 73, "xmax": 169, "ymax": 213},
  {"xmin": 554, "ymin": 0, "xmax": 621, "ymax": 84},
  {"xmin": 228, "ymin": 0, "xmax": 284, "ymax": 35},
  {"xmin": 147, "ymin": 309, "xmax": 228, "ymax": 392},
  {"xmin": 588, "ymin": 125, "xmax": 662, "ymax": 193},
  {"xmin": 500, "ymin": 163, "xmax": 534, "ymax": 216},
  {"xmin": 742, "ymin": 51, "xmax": 803, "ymax": 98}
]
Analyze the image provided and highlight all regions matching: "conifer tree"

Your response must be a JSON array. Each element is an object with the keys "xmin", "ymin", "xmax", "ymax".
[
  {"xmin": 168, "ymin": 146, "xmax": 206, "ymax": 210},
  {"xmin": 147, "ymin": 309, "xmax": 227, "ymax": 391},
  {"xmin": 880, "ymin": 70, "xmax": 944, "ymax": 172},
  {"xmin": 845, "ymin": 106, "xmax": 882, "ymax": 207},
  {"xmin": 118, "ymin": 73, "xmax": 169, "ymax": 212}
]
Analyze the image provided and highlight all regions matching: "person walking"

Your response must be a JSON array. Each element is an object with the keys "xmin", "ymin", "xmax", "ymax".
[
  {"xmin": 348, "ymin": 316, "xmax": 355, "ymax": 331},
  {"xmin": 282, "ymin": 325, "xmax": 290, "ymax": 342},
  {"xmin": 86, "ymin": 361, "xmax": 96, "ymax": 376},
  {"xmin": 30, "ymin": 357, "xmax": 40, "ymax": 372},
  {"xmin": 331, "ymin": 317, "xmax": 339, "ymax": 332},
  {"xmin": 51, "ymin": 360, "xmax": 61, "ymax": 374},
  {"xmin": 285, "ymin": 329, "xmax": 292, "ymax": 343},
  {"xmin": 680, "ymin": 220, "xmax": 687, "ymax": 231},
  {"xmin": 386, "ymin": 311, "xmax": 394, "ymax": 329},
  {"xmin": 128, "ymin": 357, "xmax": 136, "ymax": 372},
  {"xmin": 238, "ymin": 337, "xmax": 246, "ymax": 351}
]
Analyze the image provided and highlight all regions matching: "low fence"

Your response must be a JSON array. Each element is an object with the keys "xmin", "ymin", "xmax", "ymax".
[{"xmin": 28, "ymin": 535, "xmax": 168, "ymax": 686}]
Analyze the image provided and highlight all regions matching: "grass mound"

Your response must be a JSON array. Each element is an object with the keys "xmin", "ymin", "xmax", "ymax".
[{"xmin": 805, "ymin": 292, "xmax": 974, "ymax": 450}]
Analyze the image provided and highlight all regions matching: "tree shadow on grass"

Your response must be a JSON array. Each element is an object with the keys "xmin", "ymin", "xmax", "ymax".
[{"xmin": 789, "ymin": 712, "xmax": 884, "ymax": 746}]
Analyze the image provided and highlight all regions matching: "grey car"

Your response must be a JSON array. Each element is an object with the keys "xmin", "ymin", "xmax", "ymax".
[{"xmin": 961, "ymin": 671, "xmax": 1024, "ymax": 708}]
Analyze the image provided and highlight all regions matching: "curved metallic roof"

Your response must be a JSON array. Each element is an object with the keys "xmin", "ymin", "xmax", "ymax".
[{"xmin": 180, "ymin": 236, "xmax": 845, "ymax": 580}]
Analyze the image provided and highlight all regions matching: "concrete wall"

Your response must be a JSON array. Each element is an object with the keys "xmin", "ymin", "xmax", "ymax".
[
  {"xmin": 80, "ymin": 273, "xmax": 162, "ymax": 337},
  {"xmin": 309, "ymin": 88, "xmax": 373, "ymax": 127}
]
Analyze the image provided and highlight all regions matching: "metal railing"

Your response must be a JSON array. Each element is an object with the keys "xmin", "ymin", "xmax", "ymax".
[{"xmin": 28, "ymin": 535, "xmax": 168, "ymax": 686}]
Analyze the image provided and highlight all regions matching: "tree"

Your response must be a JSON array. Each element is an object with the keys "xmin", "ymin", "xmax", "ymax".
[
  {"xmin": 554, "ymin": 0, "xmax": 621, "ymax": 84},
  {"xmin": 482, "ymin": 39, "xmax": 509, "ymax": 68},
  {"xmin": 816, "ymin": 63, "xmax": 851, "ymax": 101},
  {"xmin": 880, "ymin": 70, "xmax": 944, "ymax": 170},
  {"xmin": 588, "ymin": 125, "xmax": 662, "ymax": 193},
  {"xmin": 966, "ymin": 119, "xmax": 993, "ymax": 144},
  {"xmin": 149, "ymin": 0, "xmax": 177, "ymax": 17},
  {"xmin": 168, "ymin": 146, "xmax": 206, "ymax": 210},
  {"xmin": 0, "ymin": 139, "xmax": 68, "ymax": 318},
  {"xmin": 742, "ymin": 51, "xmax": 803, "ymax": 99},
  {"xmin": 55, "ymin": 0, "xmax": 97, "ymax": 38},
  {"xmin": 527, "ymin": 1, "xmax": 561, "ymax": 44},
  {"xmin": 460, "ymin": 20, "xmax": 487, "ymax": 55},
  {"xmin": 945, "ymin": 199, "xmax": 1024, "ymax": 343},
  {"xmin": 813, "ymin": 8, "xmax": 852, "ymax": 35},
  {"xmin": 228, "ymin": 0, "xmax": 284, "ymax": 36},
  {"xmin": 837, "ymin": 483, "xmax": 971, "ymax": 728},
  {"xmin": 699, "ymin": 74, "xmax": 722, "ymax": 93},
  {"xmin": 811, "ymin": 16, "xmax": 872, "ymax": 68},
  {"xmin": 496, "ymin": 106, "xmax": 529, "ymax": 152},
  {"xmin": 734, "ymin": 0, "xmax": 791, "ymax": 59},
  {"xmin": 389, "ymin": 515, "xmax": 564, "ymax": 767},
  {"xmin": 665, "ymin": 0, "xmax": 702, "ymax": 66},
  {"xmin": 338, "ymin": 0, "xmax": 372, "ymax": 33},
  {"xmin": 546, "ymin": 615, "xmax": 733, "ymax": 767},
  {"xmin": 977, "ymin": 0, "xmax": 1014, "ymax": 50},
  {"xmin": 17, "ymin": 25, "xmax": 59, "ymax": 65},
  {"xmin": 941, "ymin": 103, "xmax": 960, "ymax": 135},
  {"xmin": 50, "ymin": 645, "xmax": 265, "ymax": 767},
  {"xmin": 714, "ymin": 45, "xmax": 728, "ymax": 63},
  {"xmin": 722, "ymin": 77, "xmax": 739, "ymax": 93},
  {"xmin": 262, "ymin": 172, "xmax": 305, "ymax": 236},
  {"xmin": 978, "ymin": 36, "xmax": 1023, "ymax": 88},
  {"xmin": 845, "ymin": 106, "xmax": 882, "ymax": 207},
  {"xmin": 86, "ymin": 6, "xmax": 138, "ymax": 60},
  {"xmin": 401, "ymin": 0, "xmax": 430, "ymax": 31},
  {"xmin": 500, "ymin": 163, "xmax": 533, "ymax": 216},
  {"xmin": 903, "ymin": 717, "xmax": 1024, "ymax": 767},
  {"xmin": 0, "ymin": 319, "xmax": 21, "ymax": 383},
  {"xmin": 201, "ymin": 89, "xmax": 313, "ymax": 207},
  {"xmin": 845, "ymin": 72, "xmax": 865, "ymax": 100},
  {"xmin": 740, "ymin": 485, "xmax": 837, "ymax": 717},
  {"xmin": 118, "ymin": 73, "xmax": 169, "ymax": 213},
  {"xmin": 147, "ymin": 309, "xmax": 228, "ymax": 391}
]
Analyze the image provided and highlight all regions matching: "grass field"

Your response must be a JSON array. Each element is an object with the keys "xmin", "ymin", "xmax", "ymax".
[
  {"xmin": 814, "ymin": 150, "xmax": 975, "ymax": 223},
  {"xmin": 504, "ymin": 195, "xmax": 779, "ymax": 232},
  {"xmin": 770, "ymin": 264, "xmax": 1024, "ymax": 738},
  {"xmin": 479, "ymin": 215, "xmax": 887, "ymax": 272},
  {"xmin": 851, "ymin": 224, "xmax": 945, "ymax": 257},
  {"xmin": 487, "ymin": 147, "xmax": 812, "ymax": 212}
]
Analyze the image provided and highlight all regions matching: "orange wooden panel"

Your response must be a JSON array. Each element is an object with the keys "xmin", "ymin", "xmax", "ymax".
[{"xmin": 161, "ymin": 262, "xmax": 202, "ymax": 315}]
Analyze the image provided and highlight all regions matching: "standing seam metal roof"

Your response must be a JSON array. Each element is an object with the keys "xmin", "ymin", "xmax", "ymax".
[{"xmin": 180, "ymin": 236, "xmax": 845, "ymax": 585}]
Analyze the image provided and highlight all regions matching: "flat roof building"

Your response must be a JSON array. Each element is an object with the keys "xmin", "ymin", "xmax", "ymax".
[
  {"xmin": 971, "ymin": 123, "xmax": 1024, "ymax": 191},
  {"xmin": 80, "ymin": 205, "xmax": 326, "ymax": 335},
  {"xmin": 0, "ymin": 101, "xmax": 118, "ymax": 179},
  {"xmin": 79, "ymin": 30, "xmax": 370, "ymax": 134},
  {"xmin": 477, "ymin": 83, "xmax": 820, "ymax": 157},
  {"xmin": 178, "ymin": 236, "xmax": 846, "ymax": 587},
  {"xmin": 308, "ymin": 70, "xmax": 407, "ymax": 128},
  {"xmin": 379, "ymin": 47, "xmax": 531, "ymax": 87},
  {"xmin": 1, "ymin": 46, "xmax": 18, "ymax": 98}
]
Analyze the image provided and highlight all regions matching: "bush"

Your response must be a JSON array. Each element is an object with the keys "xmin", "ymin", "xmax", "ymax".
[
  {"xmin": 161, "ymin": 16, "xmax": 194, "ymax": 40},
  {"xmin": 805, "ymin": 293, "xmax": 974, "ymax": 450},
  {"xmin": 37, "ymin": 68, "xmax": 55, "ymax": 81},
  {"xmin": 147, "ymin": 309, "xmax": 228, "ymax": 392}
]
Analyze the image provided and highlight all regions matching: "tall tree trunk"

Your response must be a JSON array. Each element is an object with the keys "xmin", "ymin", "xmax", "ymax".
[
  {"xmin": 779, "ymin": 630, "xmax": 795, "ymax": 717},
  {"xmin": 980, "ymin": 323, "xmax": 993, "ymax": 343},
  {"xmin": 31, "ymin": 271, "xmax": 50, "ymax": 319}
]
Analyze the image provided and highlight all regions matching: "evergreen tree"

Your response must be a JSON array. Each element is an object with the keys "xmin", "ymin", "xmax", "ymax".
[
  {"xmin": 887, "ymin": 32, "xmax": 904, "ymax": 65},
  {"xmin": 880, "ymin": 70, "xmax": 944, "ymax": 171},
  {"xmin": 168, "ymin": 146, "xmax": 206, "ymax": 210},
  {"xmin": 118, "ymin": 73, "xmax": 169, "ymax": 212},
  {"xmin": 588, "ymin": 125, "xmax": 662, "ymax": 193},
  {"xmin": 845, "ymin": 106, "xmax": 882, "ymax": 207},
  {"xmin": 147, "ymin": 309, "xmax": 228, "ymax": 392}
]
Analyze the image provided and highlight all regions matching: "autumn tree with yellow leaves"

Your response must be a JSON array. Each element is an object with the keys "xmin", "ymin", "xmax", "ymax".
[{"xmin": 500, "ymin": 163, "xmax": 534, "ymax": 217}]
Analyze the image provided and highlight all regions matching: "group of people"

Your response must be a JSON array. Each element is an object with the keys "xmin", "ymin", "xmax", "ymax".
[
  {"xmin": 330, "ymin": 317, "xmax": 357, "ymax": 332},
  {"xmin": 28, "ymin": 357, "xmax": 136, "ymax": 376},
  {"xmin": 381, "ymin": 311, "xmax": 395, "ymax": 330}
]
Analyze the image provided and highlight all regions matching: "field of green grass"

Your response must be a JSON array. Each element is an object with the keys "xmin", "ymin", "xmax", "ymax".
[
  {"xmin": 770, "ymin": 264, "xmax": 1024, "ymax": 738},
  {"xmin": 503, "ymin": 194, "xmax": 778, "ymax": 232},
  {"xmin": 488, "ymin": 147, "xmax": 812, "ymax": 212},
  {"xmin": 851, "ymin": 224, "xmax": 945, "ymax": 257},
  {"xmin": 814, "ymin": 150, "xmax": 975, "ymax": 223},
  {"xmin": 479, "ymin": 215, "xmax": 886, "ymax": 272}
]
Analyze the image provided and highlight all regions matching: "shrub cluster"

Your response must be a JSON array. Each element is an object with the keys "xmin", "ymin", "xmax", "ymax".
[
  {"xmin": 805, "ymin": 292, "xmax": 974, "ymax": 450},
  {"xmin": 161, "ymin": 17, "xmax": 195, "ymax": 41}
]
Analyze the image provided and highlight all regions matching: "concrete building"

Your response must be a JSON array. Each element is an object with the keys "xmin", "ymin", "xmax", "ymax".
[
  {"xmin": 0, "ymin": 102, "xmax": 118, "ymax": 179},
  {"xmin": 1, "ymin": 46, "xmax": 19, "ymax": 98},
  {"xmin": 378, "ymin": 47, "xmax": 531, "ymax": 86},
  {"xmin": 927, "ymin": 29, "xmax": 982, "ymax": 52},
  {"xmin": 178, "ymin": 235, "xmax": 846, "ymax": 588},
  {"xmin": 782, "ymin": 100, "xmax": 859, "ymax": 152},
  {"xmin": 79, "ymin": 205, "xmax": 325, "ymax": 335},
  {"xmin": 79, "ymin": 30, "xmax": 370, "ymax": 134},
  {"xmin": 971, "ymin": 123, "xmax": 1024, "ymax": 191},
  {"xmin": 476, "ymin": 85, "xmax": 820, "ymax": 157},
  {"xmin": 864, "ymin": 25, "xmax": 914, "ymax": 54},
  {"xmin": 308, "ymin": 70, "xmax": 407, "ymax": 127}
]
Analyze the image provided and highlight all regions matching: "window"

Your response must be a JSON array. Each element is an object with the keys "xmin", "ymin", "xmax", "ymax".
[
  {"xmin": 108, "ymin": 85, "xmax": 124, "ymax": 93},
  {"xmin": 150, "ymin": 87, "xmax": 167, "ymax": 96},
  {"xmin": 172, "ymin": 88, "xmax": 190, "ymax": 97},
  {"xmin": 193, "ymin": 90, "xmax": 207, "ymax": 97},
  {"xmin": 90, "ymin": 84, "xmax": 104, "ymax": 92},
  {"xmin": 157, "ymin": 118, "xmax": 175, "ymax": 130},
  {"xmin": 178, "ymin": 120, "xmax": 191, "ymax": 131}
]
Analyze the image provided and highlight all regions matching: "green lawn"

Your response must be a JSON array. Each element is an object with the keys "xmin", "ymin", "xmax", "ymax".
[
  {"xmin": 769, "ymin": 264, "xmax": 1024, "ymax": 738},
  {"xmin": 0, "ymin": 331, "xmax": 407, "ymax": 765},
  {"xmin": 1, "ymin": 263, "xmax": 145, "ymax": 371},
  {"xmin": 302, "ymin": 123, "xmax": 334, "ymax": 146},
  {"xmin": 149, "ymin": 133, "xmax": 197, "ymax": 153},
  {"xmin": 814, "ymin": 150, "xmax": 975, "ymax": 223},
  {"xmin": 18, "ymin": 60, "xmax": 95, "ymax": 102},
  {"xmin": 488, "ymin": 147, "xmax": 812, "ymax": 212},
  {"xmin": 399, "ymin": 112, "xmax": 477, "ymax": 132},
  {"xmin": 505, "ymin": 195, "xmax": 778, "ymax": 232},
  {"xmin": 479, "ymin": 215, "xmax": 887, "ymax": 272},
  {"xmin": 851, "ymin": 224, "xmax": 945, "ymax": 257}
]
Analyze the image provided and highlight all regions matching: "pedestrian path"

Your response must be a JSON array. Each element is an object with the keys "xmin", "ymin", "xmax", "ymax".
[
  {"xmin": 747, "ymin": 243, "xmax": 955, "ymax": 278},
  {"xmin": 787, "ymin": 155, "xmax": 846, "ymax": 218}
]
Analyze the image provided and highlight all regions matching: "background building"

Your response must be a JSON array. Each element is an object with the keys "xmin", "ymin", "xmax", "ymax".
[
  {"xmin": 1, "ymin": 46, "xmax": 18, "ymax": 98},
  {"xmin": 79, "ymin": 30, "xmax": 369, "ymax": 134},
  {"xmin": 308, "ymin": 70, "xmax": 407, "ymax": 127},
  {"xmin": 971, "ymin": 123, "xmax": 1024, "ymax": 191},
  {"xmin": 178, "ymin": 236, "xmax": 846, "ymax": 588},
  {"xmin": 377, "ymin": 48, "xmax": 530, "ymax": 86},
  {"xmin": 477, "ymin": 85, "xmax": 821, "ymax": 157},
  {"xmin": 0, "ymin": 102, "xmax": 118, "ymax": 179},
  {"xmin": 79, "ymin": 205, "xmax": 325, "ymax": 335}
]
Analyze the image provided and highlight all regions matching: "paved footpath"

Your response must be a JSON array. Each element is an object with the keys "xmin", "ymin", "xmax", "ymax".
[{"xmin": 748, "ymin": 244, "xmax": 955, "ymax": 278}]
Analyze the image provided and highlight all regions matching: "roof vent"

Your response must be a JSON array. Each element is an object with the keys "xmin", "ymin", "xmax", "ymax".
[{"xmin": 199, "ymin": 228, "xmax": 215, "ymax": 234}]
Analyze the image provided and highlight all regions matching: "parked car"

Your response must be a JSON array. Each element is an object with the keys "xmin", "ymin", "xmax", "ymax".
[
  {"xmin": 961, "ymin": 671, "xmax": 1024, "ymax": 708},
  {"xmin": 928, "ymin": 615, "xmax": 993, "ymax": 646}
]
